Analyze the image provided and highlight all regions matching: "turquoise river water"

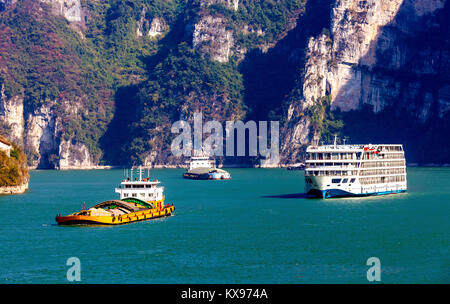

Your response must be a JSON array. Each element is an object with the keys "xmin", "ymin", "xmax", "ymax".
[{"xmin": 0, "ymin": 168, "xmax": 448, "ymax": 283}]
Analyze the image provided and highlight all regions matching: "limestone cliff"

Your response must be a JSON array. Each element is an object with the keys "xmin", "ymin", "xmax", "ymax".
[
  {"xmin": 136, "ymin": 7, "xmax": 169, "ymax": 38},
  {"xmin": 0, "ymin": 84, "xmax": 99, "ymax": 169},
  {"xmin": 193, "ymin": 14, "xmax": 234, "ymax": 63},
  {"xmin": 23, "ymin": 102, "xmax": 59, "ymax": 169},
  {"xmin": 281, "ymin": 0, "xmax": 450, "ymax": 163},
  {"xmin": 0, "ymin": 182, "xmax": 28, "ymax": 195},
  {"xmin": 58, "ymin": 139, "xmax": 96, "ymax": 169},
  {"xmin": 0, "ymin": 84, "xmax": 23, "ymax": 143},
  {"xmin": 40, "ymin": 0, "xmax": 84, "ymax": 24},
  {"xmin": 0, "ymin": 0, "xmax": 110, "ymax": 169}
]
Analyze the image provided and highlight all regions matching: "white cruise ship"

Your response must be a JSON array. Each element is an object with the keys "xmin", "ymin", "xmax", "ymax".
[{"xmin": 305, "ymin": 138, "xmax": 407, "ymax": 198}]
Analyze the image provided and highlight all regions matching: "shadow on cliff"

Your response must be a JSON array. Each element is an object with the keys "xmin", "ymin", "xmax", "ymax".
[
  {"xmin": 240, "ymin": 0, "xmax": 333, "ymax": 121},
  {"xmin": 99, "ymin": 85, "xmax": 140, "ymax": 166},
  {"xmin": 334, "ymin": 0, "xmax": 450, "ymax": 164}
]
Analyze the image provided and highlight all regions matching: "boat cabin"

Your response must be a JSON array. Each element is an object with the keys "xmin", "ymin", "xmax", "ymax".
[
  {"xmin": 115, "ymin": 167, "xmax": 164, "ymax": 203},
  {"xmin": 188, "ymin": 156, "xmax": 215, "ymax": 170}
]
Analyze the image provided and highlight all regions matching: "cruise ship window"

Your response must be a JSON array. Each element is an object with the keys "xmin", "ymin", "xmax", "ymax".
[
  {"xmin": 332, "ymin": 178, "xmax": 341, "ymax": 183},
  {"xmin": 342, "ymin": 179, "xmax": 348, "ymax": 183},
  {"xmin": 350, "ymin": 178, "xmax": 356, "ymax": 183}
]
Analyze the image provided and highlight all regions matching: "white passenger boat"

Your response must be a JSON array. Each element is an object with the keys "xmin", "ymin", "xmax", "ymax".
[
  {"xmin": 305, "ymin": 138, "xmax": 407, "ymax": 198},
  {"xmin": 183, "ymin": 156, "xmax": 231, "ymax": 180}
]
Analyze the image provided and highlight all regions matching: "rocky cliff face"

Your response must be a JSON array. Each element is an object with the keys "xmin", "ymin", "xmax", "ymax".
[
  {"xmin": 282, "ymin": 0, "xmax": 450, "ymax": 163},
  {"xmin": 0, "ymin": 182, "xmax": 28, "ymax": 194},
  {"xmin": 329, "ymin": 0, "xmax": 446, "ymax": 113},
  {"xmin": 1, "ymin": 0, "xmax": 449, "ymax": 167},
  {"xmin": 23, "ymin": 102, "xmax": 59, "ymax": 169},
  {"xmin": 40, "ymin": 0, "xmax": 83, "ymax": 24},
  {"xmin": 0, "ymin": 84, "xmax": 23, "ymax": 143},
  {"xmin": 0, "ymin": 92, "xmax": 96, "ymax": 169},
  {"xmin": 0, "ymin": 0, "xmax": 112, "ymax": 169},
  {"xmin": 58, "ymin": 139, "xmax": 96, "ymax": 169},
  {"xmin": 193, "ymin": 14, "xmax": 234, "ymax": 63},
  {"xmin": 136, "ymin": 7, "xmax": 169, "ymax": 38}
]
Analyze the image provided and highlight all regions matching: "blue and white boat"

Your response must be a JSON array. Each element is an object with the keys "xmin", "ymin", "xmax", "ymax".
[{"xmin": 305, "ymin": 138, "xmax": 407, "ymax": 198}]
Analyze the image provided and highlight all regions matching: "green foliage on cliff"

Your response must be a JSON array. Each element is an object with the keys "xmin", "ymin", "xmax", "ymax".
[
  {"xmin": 204, "ymin": 0, "xmax": 306, "ymax": 49},
  {"xmin": 0, "ymin": 138, "xmax": 29, "ymax": 187},
  {"xmin": 306, "ymin": 95, "xmax": 344, "ymax": 143},
  {"xmin": 233, "ymin": 0, "xmax": 306, "ymax": 46},
  {"xmin": 123, "ymin": 42, "xmax": 245, "ymax": 164}
]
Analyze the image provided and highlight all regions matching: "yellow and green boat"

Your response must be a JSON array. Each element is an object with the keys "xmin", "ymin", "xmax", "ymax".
[{"xmin": 56, "ymin": 168, "xmax": 175, "ymax": 225}]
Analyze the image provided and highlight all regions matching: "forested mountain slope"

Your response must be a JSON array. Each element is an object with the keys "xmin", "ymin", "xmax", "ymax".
[{"xmin": 0, "ymin": 0, "xmax": 448, "ymax": 167}]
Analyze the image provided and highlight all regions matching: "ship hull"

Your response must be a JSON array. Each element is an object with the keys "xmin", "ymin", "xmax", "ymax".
[
  {"xmin": 56, "ymin": 205, "xmax": 175, "ymax": 226},
  {"xmin": 307, "ymin": 188, "xmax": 406, "ymax": 199},
  {"xmin": 183, "ymin": 172, "xmax": 231, "ymax": 180}
]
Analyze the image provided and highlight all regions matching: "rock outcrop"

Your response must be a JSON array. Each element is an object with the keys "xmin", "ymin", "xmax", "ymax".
[
  {"xmin": 148, "ymin": 17, "xmax": 169, "ymax": 38},
  {"xmin": 0, "ymin": 84, "xmax": 24, "ymax": 143},
  {"xmin": 58, "ymin": 139, "xmax": 96, "ymax": 169},
  {"xmin": 40, "ymin": 0, "xmax": 83, "ymax": 23},
  {"xmin": 193, "ymin": 14, "xmax": 234, "ymax": 63},
  {"xmin": 0, "ymin": 182, "xmax": 28, "ymax": 195},
  {"xmin": 136, "ymin": 8, "xmax": 169, "ymax": 38},
  {"xmin": 23, "ymin": 103, "xmax": 59, "ymax": 169}
]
